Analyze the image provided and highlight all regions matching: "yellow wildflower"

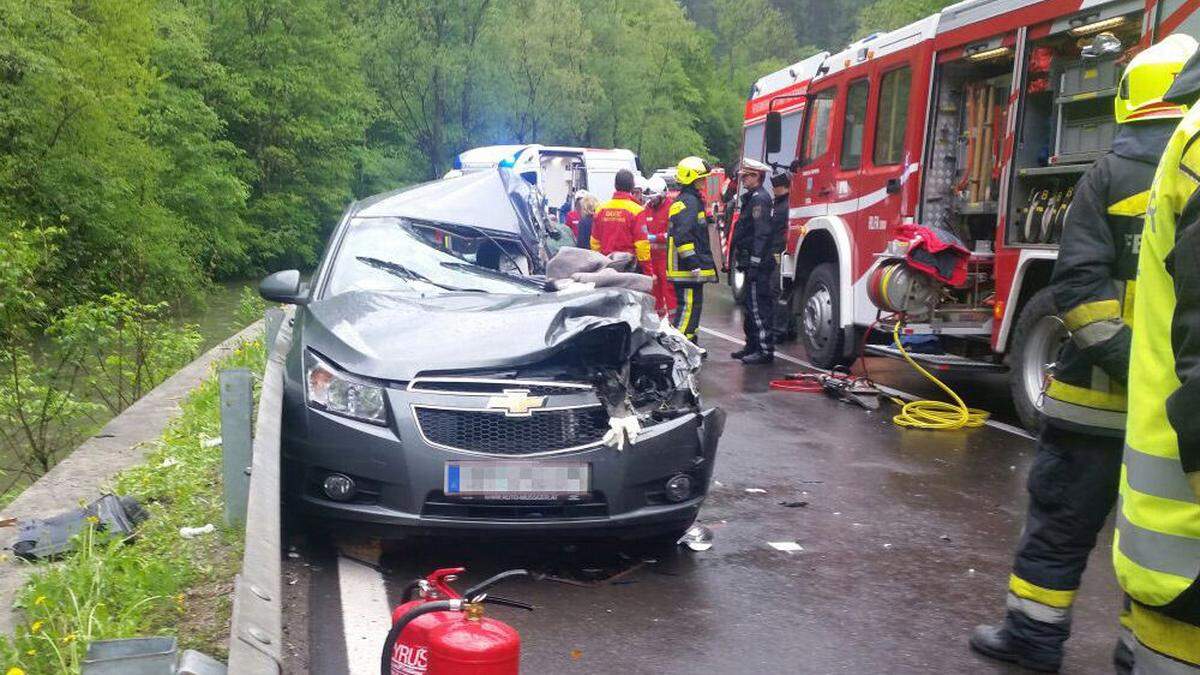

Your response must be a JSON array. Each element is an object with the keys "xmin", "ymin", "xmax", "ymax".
[
  {"xmin": 32, "ymin": 596, "xmax": 45, "ymax": 606},
  {"xmin": 85, "ymin": 516, "xmax": 99, "ymax": 525},
  {"xmin": 29, "ymin": 621, "xmax": 42, "ymax": 633},
  {"xmin": 23, "ymin": 649, "xmax": 34, "ymax": 656},
  {"xmin": 60, "ymin": 633, "xmax": 75, "ymax": 644},
  {"xmin": 8, "ymin": 667, "xmax": 27, "ymax": 675}
]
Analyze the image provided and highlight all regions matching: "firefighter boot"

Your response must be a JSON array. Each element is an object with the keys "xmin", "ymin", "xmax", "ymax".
[
  {"xmin": 969, "ymin": 619, "xmax": 1064, "ymax": 673},
  {"xmin": 740, "ymin": 351, "xmax": 775, "ymax": 365}
]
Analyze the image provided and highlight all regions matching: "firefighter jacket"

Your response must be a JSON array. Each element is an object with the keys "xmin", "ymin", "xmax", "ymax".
[
  {"xmin": 770, "ymin": 194, "xmax": 789, "ymax": 255},
  {"xmin": 731, "ymin": 185, "xmax": 774, "ymax": 269},
  {"xmin": 1113, "ymin": 98, "xmax": 1200, "ymax": 665},
  {"xmin": 1042, "ymin": 122, "xmax": 1175, "ymax": 435},
  {"xmin": 590, "ymin": 191, "xmax": 651, "ymax": 271},
  {"xmin": 666, "ymin": 185, "xmax": 716, "ymax": 284}
]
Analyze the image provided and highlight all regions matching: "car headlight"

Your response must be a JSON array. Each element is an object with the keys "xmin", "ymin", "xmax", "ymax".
[{"xmin": 304, "ymin": 350, "xmax": 388, "ymax": 425}]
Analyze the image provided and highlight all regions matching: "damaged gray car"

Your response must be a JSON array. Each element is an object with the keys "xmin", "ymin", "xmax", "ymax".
[{"xmin": 260, "ymin": 168, "xmax": 725, "ymax": 542}]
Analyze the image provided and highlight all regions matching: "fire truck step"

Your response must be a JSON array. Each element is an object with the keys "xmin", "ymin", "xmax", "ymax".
[{"xmin": 865, "ymin": 344, "xmax": 1007, "ymax": 372}]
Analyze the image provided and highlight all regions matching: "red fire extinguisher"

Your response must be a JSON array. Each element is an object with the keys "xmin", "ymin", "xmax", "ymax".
[{"xmin": 381, "ymin": 567, "xmax": 533, "ymax": 675}]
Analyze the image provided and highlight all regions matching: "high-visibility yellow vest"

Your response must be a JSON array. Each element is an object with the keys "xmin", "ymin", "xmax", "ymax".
[{"xmin": 1114, "ymin": 103, "xmax": 1200, "ymax": 664}]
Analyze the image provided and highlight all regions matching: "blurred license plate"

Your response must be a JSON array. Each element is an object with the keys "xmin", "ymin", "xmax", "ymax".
[{"xmin": 444, "ymin": 461, "xmax": 589, "ymax": 498}]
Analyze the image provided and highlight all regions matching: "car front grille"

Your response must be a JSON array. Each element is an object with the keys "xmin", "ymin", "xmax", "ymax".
[
  {"xmin": 407, "ymin": 378, "xmax": 592, "ymax": 397},
  {"xmin": 413, "ymin": 405, "xmax": 609, "ymax": 455}
]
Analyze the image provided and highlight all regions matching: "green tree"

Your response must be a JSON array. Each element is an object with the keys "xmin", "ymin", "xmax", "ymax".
[
  {"xmin": 358, "ymin": 0, "xmax": 494, "ymax": 182},
  {"xmin": 856, "ymin": 0, "xmax": 955, "ymax": 36},
  {"xmin": 205, "ymin": 0, "xmax": 371, "ymax": 271}
]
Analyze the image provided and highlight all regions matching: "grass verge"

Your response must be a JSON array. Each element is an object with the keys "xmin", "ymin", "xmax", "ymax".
[{"xmin": 1, "ymin": 333, "xmax": 266, "ymax": 674}]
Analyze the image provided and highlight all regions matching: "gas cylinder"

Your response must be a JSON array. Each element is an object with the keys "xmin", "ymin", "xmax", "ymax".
[{"xmin": 383, "ymin": 568, "xmax": 530, "ymax": 675}]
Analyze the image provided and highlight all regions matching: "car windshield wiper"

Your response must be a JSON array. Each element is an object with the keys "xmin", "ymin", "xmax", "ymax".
[
  {"xmin": 439, "ymin": 262, "xmax": 545, "ymax": 289},
  {"xmin": 356, "ymin": 256, "xmax": 485, "ymax": 293}
]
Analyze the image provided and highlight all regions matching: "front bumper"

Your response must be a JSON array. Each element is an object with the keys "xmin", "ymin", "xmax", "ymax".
[{"xmin": 281, "ymin": 375, "xmax": 725, "ymax": 539}]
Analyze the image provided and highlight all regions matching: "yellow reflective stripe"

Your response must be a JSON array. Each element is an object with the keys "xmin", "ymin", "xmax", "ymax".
[
  {"xmin": 1008, "ymin": 574, "xmax": 1076, "ymax": 609},
  {"xmin": 1131, "ymin": 603, "xmax": 1200, "ymax": 666},
  {"xmin": 678, "ymin": 242, "xmax": 695, "ymax": 253},
  {"xmin": 669, "ymin": 201, "xmax": 685, "ymax": 217},
  {"xmin": 634, "ymin": 239, "xmax": 651, "ymax": 262},
  {"xmin": 680, "ymin": 288, "xmax": 694, "ymax": 335},
  {"xmin": 1063, "ymin": 299, "xmax": 1121, "ymax": 330},
  {"xmin": 1107, "ymin": 190, "xmax": 1151, "ymax": 217},
  {"xmin": 1046, "ymin": 379, "xmax": 1127, "ymax": 411},
  {"xmin": 1123, "ymin": 281, "xmax": 1137, "ymax": 325},
  {"xmin": 669, "ymin": 270, "xmax": 715, "ymax": 280}
]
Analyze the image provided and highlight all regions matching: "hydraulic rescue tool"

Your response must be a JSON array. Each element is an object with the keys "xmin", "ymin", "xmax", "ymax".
[{"xmin": 382, "ymin": 567, "xmax": 533, "ymax": 675}]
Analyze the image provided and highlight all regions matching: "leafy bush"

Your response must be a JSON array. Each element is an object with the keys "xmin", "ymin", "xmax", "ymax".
[
  {"xmin": 233, "ymin": 285, "xmax": 267, "ymax": 330},
  {"xmin": 51, "ymin": 294, "xmax": 202, "ymax": 416}
]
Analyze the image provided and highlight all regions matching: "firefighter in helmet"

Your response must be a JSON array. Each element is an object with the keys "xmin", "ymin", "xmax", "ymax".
[
  {"xmin": 1110, "ymin": 40, "xmax": 1200, "ymax": 673},
  {"xmin": 729, "ymin": 158, "xmax": 776, "ymax": 364},
  {"xmin": 970, "ymin": 34, "xmax": 1199, "ymax": 673},
  {"xmin": 667, "ymin": 156, "xmax": 718, "ymax": 343}
]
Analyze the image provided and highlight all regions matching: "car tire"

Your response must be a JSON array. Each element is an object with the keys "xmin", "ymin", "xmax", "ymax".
[
  {"xmin": 1008, "ymin": 287, "xmax": 1064, "ymax": 435},
  {"xmin": 799, "ymin": 262, "xmax": 849, "ymax": 368}
]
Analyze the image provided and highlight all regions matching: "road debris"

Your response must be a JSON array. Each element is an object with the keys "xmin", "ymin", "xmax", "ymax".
[
  {"xmin": 200, "ymin": 436, "xmax": 222, "ymax": 448},
  {"xmin": 678, "ymin": 524, "xmax": 714, "ymax": 551},
  {"xmin": 179, "ymin": 524, "xmax": 215, "ymax": 539},
  {"xmin": 779, "ymin": 500, "xmax": 809, "ymax": 508},
  {"xmin": 10, "ymin": 494, "xmax": 147, "ymax": 561},
  {"xmin": 768, "ymin": 541, "xmax": 804, "ymax": 553},
  {"xmin": 744, "ymin": 488, "xmax": 767, "ymax": 494}
]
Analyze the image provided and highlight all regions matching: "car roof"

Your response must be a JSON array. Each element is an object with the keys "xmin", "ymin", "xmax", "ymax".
[{"xmin": 350, "ymin": 168, "xmax": 541, "ymax": 243}]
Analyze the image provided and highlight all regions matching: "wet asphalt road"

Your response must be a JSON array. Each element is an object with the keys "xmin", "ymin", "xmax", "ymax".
[{"xmin": 284, "ymin": 283, "xmax": 1121, "ymax": 675}]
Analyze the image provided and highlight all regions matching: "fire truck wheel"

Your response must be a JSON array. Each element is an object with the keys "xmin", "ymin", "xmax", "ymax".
[
  {"xmin": 1008, "ymin": 287, "xmax": 1064, "ymax": 434},
  {"xmin": 799, "ymin": 263, "xmax": 848, "ymax": 368}
]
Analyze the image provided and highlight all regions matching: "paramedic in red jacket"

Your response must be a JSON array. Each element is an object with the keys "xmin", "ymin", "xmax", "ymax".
[
  {"xmin": 641, "ymin": 176, "xmax": 676, "ymax": 316},
  {"xmin": 589, "ymin": 169, "xmax": 653, "ymax": 276}
]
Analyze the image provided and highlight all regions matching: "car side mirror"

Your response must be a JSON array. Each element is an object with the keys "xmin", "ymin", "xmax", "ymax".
[
  {"xmin": 765, "ymin": 111, "xmax": 782, "ymax": 155},
  {"xmin": 259, "ymin": 270, "xmax": 307, "ymax": 305}
]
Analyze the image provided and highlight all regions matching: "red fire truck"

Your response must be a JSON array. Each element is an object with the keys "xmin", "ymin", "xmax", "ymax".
[{"xmin": 740, "ymin": 0, "xmax": 1200, "ymax": 430}]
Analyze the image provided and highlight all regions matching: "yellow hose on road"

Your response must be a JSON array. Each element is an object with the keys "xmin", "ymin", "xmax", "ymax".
[{"xmin": 889, "ymin": 322, "xmax": 990, "ymax": 430}]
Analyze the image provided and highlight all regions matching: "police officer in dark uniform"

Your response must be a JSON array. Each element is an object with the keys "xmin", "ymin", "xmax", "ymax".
[
  {"xmin": 969, "ymin": 35, "xmax": 1197, "ymax": 673},
  {"xmin": 729, "ymin": 158, "xmax": 776, "ymax": 365}
]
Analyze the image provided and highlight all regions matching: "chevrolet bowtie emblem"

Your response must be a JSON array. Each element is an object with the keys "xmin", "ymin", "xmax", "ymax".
[{"xmin": 486, "ymin": 390, "xmax": 547, "ymax": 417}]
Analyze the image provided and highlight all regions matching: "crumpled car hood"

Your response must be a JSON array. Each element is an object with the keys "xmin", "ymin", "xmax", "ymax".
[{"xmin": 301, "ymin": 287, "xmax": 665, "ymax": 380}]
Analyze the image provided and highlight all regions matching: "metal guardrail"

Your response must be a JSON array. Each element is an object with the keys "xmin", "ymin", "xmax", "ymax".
[{"xmin": 227, "ymin": 307, "xmax": 290, "ymax": 674}]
